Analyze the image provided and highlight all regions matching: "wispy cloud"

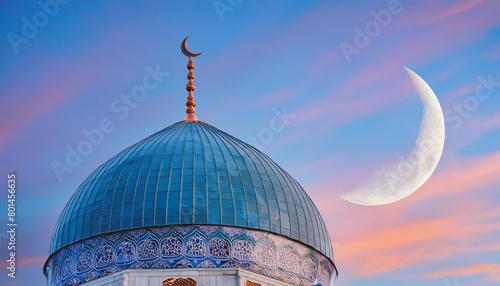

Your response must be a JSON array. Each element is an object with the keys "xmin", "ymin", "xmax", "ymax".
[
  {"xmin": 0, "ymin": 69, "xmax": 87, "ymax": 147},
  {"xmin": 0, "ymin": 255, "xmax": 46, "ymax": 268},
  {"xmin": 332, "ymin": 199, "xmax": 499, "ymax": 278},
  {"xmin": 410, "ymin": 152, "xmax": 500, "ymax": 202},
  {"xmin": 422, "ymin": 0, "xmax": 484, "ymax": 25},
  {"xmin": 425, "ymin": 263, "xmax": 500, "ymax": 283},
  {"xmin": 311, "ymin": 152, "xmax": 500, "ymax": 280}
]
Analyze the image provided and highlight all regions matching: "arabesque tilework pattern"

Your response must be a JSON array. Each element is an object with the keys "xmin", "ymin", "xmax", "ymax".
[{"xmin": 45, "ymin": 226, "xmax": 336, "ymax": 286}]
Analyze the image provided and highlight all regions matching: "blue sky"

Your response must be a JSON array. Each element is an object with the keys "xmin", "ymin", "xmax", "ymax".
[{"xmin": 1, "ymin": 1, "xmax": 499, "ymax": 285}]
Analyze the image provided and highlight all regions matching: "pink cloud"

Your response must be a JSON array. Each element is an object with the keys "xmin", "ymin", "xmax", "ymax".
[
  {"xmin": 18, "ymin": 256, "xmax": 47, "ymax": 267},
  {"xmin": 336, "ymin": 218, "xmax": 456, "ymax": 275},
  {"xmin": 0, "ymin": 255, "xmax": 46, "ymax": 269},
  {"xmin": 410, "ymin": 152, "xmax": 500, "ymax": 202},
  {"xmin": 0, "ymin": 28, "xmax": 157, "ymax": 148},
  {"xmin": 293, "ymin": 73, "xmax": 412, "ymax": 130},
  {"xmin": 203, "ymin": 1, "xmax": 500, "ymax": 138},
  {"xmin": 330, "ymin": 199, "xmax": 500, "ymax": 278},
  {"xmin": 285, "ymin": 0, "xmax": 500, "ymax": 138},
  {"xmin": 405, "ymin": 7, "xmax": 500, "ymax": 77},
  {"xmin": 0, "ymin": 69, "xmax": 88, "ymax": 147},
  {"xmin": 253, "ymin": 82, "xmax": 310, "ymax": 107},
  {"xmin": 422, "ymin": 0, "xmax": 484, "ymax": 25},
  {"xmin": 442, "ymin": 84, "xmax": 476, "ymax": 106},
  {"xmin": 461, "ymin": 112, "xmax": 500, "ymax": 132},
  {"xmin": 425, "ymin": 263, "xmax": 500, "ymax": 283},
  {"xmin": 443, "ymin": 112, "xmax": 500, "ymax": 154},
  {"xmin": 308, "ymin": 152, "xmax": 500, "ymax": 279}
]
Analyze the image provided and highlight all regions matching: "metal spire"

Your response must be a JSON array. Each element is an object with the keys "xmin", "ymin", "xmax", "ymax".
[{"xmin": 181, "ymin": 36, "xmax": 202, "ymax": 122}]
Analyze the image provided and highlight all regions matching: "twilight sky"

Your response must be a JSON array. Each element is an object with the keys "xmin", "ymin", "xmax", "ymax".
[{"xmin": 1, "ymin": 1, "xmax": 499, "ymax": 285}]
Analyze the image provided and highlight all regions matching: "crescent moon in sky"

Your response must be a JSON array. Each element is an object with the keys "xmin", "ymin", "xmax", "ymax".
[
  {"xmin": 181, "ymin": 36, "xmax": 202, "ymax": 57},
  {"xmin": 341, "ymin": 67, "xmax": 445, "ymax": 206}
]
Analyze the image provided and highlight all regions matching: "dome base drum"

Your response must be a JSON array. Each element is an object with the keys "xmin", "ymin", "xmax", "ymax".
[{"xmin": 45, "ymin": 225, "xmax": 336, "ymax": 285}]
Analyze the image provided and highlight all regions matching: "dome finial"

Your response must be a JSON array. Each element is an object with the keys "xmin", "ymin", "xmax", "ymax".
[{"xmin": 181, "ymin": 36, "xmax": 202, "ymax": 122}]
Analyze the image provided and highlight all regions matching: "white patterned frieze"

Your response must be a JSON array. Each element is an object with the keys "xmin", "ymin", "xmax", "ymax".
[
  {"xmin": 75, "ymin": 249, "xmax": 93, "ymax": 273},
  {"xmin": 232, "ymin": 240, "xmax": 254, "ymax": 261},
  {"xmin": 277, "ymin": 247, "xmax": 301, "ymax": 274},
  {"xmin": 46, "ymin": 225, "xmax": 335, "ymax": 286},
  {"xmin": 161, "ymin": 236, "xmax": 183, "ymax": 258},
  {"xmin": 222, "ymin": 226, "xmax": 243, "ymax": 237},
  {"xmin": 137, "ymin": 239, "xmax": 159, "ymax": 260},
  {"xmin": 208, "ymin": 237, "xmax": 231, "ymax": 259},
  {"xmin": 115, "ymin": 240, "xmax": 136, "ymax": 265},
  {"xmin": 254, "ymin": 239, "xmax": 277, "ymax": 268},
  {"xmin": 95, "ymin": 244, "xmax": 114, "ymax": 268}
]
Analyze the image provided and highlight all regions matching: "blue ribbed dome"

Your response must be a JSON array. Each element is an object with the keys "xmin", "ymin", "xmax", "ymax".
[{"xmin": 50, "ymin": 121, "xmax": 333, "ymax": 260}]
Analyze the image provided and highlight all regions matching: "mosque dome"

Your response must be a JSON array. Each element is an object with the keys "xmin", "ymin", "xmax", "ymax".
[
  {"xmin": 50, "ymin": 121, "xmax": 334, "ymax": 259},
  {"xmin": 44, "ymin": 38, "xmax": 338, "ymax": 286}
]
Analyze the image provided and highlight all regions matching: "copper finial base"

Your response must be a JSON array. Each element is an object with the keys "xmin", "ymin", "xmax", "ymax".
[{"xmin": 184, "ymin": 113, "xmax": 199, "ymax": 122}]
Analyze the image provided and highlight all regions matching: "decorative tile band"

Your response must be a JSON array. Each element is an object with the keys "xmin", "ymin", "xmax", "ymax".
[{"xmin": 45, "ymin": 225, "xmax": 336, "ymax": 286}]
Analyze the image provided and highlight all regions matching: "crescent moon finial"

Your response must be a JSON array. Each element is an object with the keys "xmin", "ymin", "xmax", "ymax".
[
  {"xmin": 181, "ymin": 36, "xmax": 202, "ymax": 58},
  {"xmin": 181, "ymin": 37, "xmax": 202, "ymax": 122}
]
